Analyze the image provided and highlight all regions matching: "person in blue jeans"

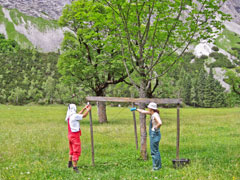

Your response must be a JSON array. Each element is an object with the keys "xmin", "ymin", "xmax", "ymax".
[{"xmin": 133, "ymin": 102, "xmax": 162, "ymax": 171}]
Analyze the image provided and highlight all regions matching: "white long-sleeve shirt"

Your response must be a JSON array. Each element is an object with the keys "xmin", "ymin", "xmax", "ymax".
[{"xmin": 69, "ymin": 114, "xmax": 83, "ymax": 132}]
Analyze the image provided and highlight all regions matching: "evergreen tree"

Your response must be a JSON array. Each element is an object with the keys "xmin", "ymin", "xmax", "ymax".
[
  {"xmin": 176, "ymin": 68, "xmax": 186, "ymax": 99},
  {"xmin": 204, "ymin": 68, "xmax": 215, "ymax": 107},
  {"xmin": 213, "ymin": 80, "xmax": 226, "ymax": 107},
  {"xmin": 182, "ymin": 74, "xmax": 192, "ymax": 105},
  {"xmin": 190, "ymin": 78, "xmax": 198, "ymax": 107},
  {"xmin": 196, "ymin": 69, "xmax": 208, "ymax": 107},
  {"xmin": 8, "ymin": 87, "xmax": 27, "ymax": 105},
  {"xmin": 43, "ymin": 76, "xmax": 56, "ymax": 104}
]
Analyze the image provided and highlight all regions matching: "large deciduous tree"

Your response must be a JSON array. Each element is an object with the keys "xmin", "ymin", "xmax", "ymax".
[
  {"xmin": 58, "ymin": 0, "xmax": 131, "ymax": 123},
  {"xmin": 99, "ymin": 0, "xmax": 230, "ymax": 159}
]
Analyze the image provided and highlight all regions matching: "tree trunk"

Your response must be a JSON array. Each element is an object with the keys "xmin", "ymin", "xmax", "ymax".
[
  {"xmin": 147, "ymin": 82, "xmax": 153, "ymax": 98},
  {"xmin": 96, "ymin": 90, "xmax": 108, "ymax": 123},
  {"xmin": 139, "ymin": 80, "xmax": 148, "ymax": 160},
  {"xmin": 97, "ymin": 101, "xmax": 108, "ymax": 123}
]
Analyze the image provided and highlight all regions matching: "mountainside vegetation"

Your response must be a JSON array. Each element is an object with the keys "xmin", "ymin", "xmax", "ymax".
[
  {"xmin": 0, "ymin": 6, "xmax": 33, "ymax": 48},
  {"xmin": 0, "ymin": 34, "xmax": 84, "ymax": 105},
  {"xmin": 0, "ymin": 0, "xmax": 239, "ymax": 107},
  {"xmin": 0, "ymin": 33, "xmax": 239, "ymax": 107}
]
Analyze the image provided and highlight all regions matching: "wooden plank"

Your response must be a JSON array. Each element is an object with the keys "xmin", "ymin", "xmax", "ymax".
[{"xmin": 86, "ymin": 96, "xmax": 182, "ymax": 104}]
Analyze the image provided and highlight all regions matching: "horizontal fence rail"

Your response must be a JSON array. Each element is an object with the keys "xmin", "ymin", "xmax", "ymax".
[{"xmin": 86, "ymin": 96, "xmax": 182, "ymax": 105}]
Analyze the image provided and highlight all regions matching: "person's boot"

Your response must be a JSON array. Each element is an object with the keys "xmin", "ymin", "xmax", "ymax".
[
  {"xmin": 73, "ymin": 166, "xmax": 79, "ymax": 173},
  {"xmin": 68, "ymin": 161, "xmax": 73, "ymax": 168}
]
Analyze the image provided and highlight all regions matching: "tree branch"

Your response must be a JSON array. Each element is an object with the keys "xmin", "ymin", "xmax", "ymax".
[
  {"xmin": 83, "ymin": 42, "xmax": 92, "ymax": 64},
  {"xmin": 147, "ymin": 0, "xmax": 184, "ymax": 74},
  {"xmin": 100, "ymin": 0, "xmax": 120, "ymax": 16},
  {"xmin": 151, "ymin": 78, "xmax": 159, "ymax": 94},
  {"xmin": 113, "ymin": 6, "xmax": 141, "ymax": 75}
]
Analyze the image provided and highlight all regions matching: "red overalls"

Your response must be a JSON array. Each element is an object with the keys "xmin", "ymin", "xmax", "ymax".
[{"xmin": 68, "ymin": 118, "xmax": 81, "ymax": 161}]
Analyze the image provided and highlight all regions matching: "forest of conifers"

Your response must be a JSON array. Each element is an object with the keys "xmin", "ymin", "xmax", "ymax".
[{"xmin": 0, "ymin": 34, "xmax": 239, "ymax": 107}]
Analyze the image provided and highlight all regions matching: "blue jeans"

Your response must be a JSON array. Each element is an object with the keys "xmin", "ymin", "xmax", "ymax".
[{"xmin": 149, "ymin": 121, "xmax": 162, "ymax": 170}]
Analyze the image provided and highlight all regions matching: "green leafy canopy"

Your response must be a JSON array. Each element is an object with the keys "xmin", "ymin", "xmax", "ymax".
[
  {"xmin": 95, "ymin": 0, "xmax": 230, "ymax": 94},
  {"xmin": 58, "ymin": 0, "xmax": 130, "ymax": 95}
]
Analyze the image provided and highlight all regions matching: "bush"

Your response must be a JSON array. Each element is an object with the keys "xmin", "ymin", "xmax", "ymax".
[
  {"xmin": 212, "ymin": 46, "xmax": 219, "ymax": 51},
  {"xmin": 182, "ymin": 52, "xmax": 195, "ymax": 62},
  {"xmin": 233, "ymin": 59, "xmax": 240, "ymax": 66},
  {"xmin": 199, "ymin": 55, "xmax": 208, "ymax": 60},
  {"xmin": 0, "ymin": 89, "xmax": 7, "ymax": 103},
  {"xmin": 8, "ymin": 87, "xmax": 27, "ymax": 105},
  {"xmin": 209, "ymin": 52, "xmax": 235, "ymax": 68},
  {"xmin": 226, "ymin": 92, "xmax": 240, "ymax": 107},
  {"xmin": 231, "ymin": 47, "xmax": 240, "ymax": 51}
]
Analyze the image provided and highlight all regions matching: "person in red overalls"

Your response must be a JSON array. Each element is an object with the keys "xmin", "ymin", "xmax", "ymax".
[{"xmin": 65, "ymin": 104, "xmax": 92, "ymax": 173}]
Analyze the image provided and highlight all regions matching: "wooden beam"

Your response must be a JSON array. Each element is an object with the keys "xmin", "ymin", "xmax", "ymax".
[{"xmin": 86, "ymin": 96, "xmax": 182, "ymax": 104}]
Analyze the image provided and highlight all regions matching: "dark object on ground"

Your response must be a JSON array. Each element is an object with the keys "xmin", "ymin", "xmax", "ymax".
[
  {"xmin": 172, "ymin": 158, "xmax": 190, "ymax": 168},
  {"xmin": 73, "ymin": 167, "xmax": 79, "ymax": 173},
  {"xmin": 68, "ymin": 161, "xmax": 73, "ymax": 168}
]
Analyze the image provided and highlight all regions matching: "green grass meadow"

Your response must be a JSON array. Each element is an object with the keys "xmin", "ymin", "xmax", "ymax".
[{"xmin": 0, "ymin": 105, "xmax": 239, "ymax": 180}]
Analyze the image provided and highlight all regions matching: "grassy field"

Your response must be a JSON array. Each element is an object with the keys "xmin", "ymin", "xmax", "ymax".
[{"xmin": 0, "ymin": 105, "xmax": 239, "ymax": 180}]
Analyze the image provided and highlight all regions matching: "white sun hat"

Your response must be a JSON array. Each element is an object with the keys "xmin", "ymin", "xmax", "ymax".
[
  {"xmin": 65, "ymin": 104, "xmax": 77, "ymax": 121},
  {"xmin": 147, "ymin": 102, "xmax": 158, "ymax": 110}
]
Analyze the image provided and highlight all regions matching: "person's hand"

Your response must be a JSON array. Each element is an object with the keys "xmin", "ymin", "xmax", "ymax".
[
  {"xmin": 84, "ymin": 104, "xmax": 89, "ymax": 109},
  {"xmin": 87, "ymin": 105, "xmax": 92, "ymax": 110}
]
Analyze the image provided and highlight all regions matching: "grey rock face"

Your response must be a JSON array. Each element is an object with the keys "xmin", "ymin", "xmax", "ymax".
[
  {"xmin": 0, "ymin": 0, "xmax": 72, "ymax": 20},
  {"xmin": 0, "ymin": 0, "xmax": 239, "ymax": 22},
  {"xmin": 221, "ymin": 0, "xmax": 240, "ymax": 24},
  {"xmin": 0, "ymin": 0, "xmax": 238, "ymax": 22}
]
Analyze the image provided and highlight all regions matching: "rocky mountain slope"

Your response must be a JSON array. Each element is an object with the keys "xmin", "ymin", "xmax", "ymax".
[
  {"xmin": 0, "ymin": 0, "xmax": 239, "ymax": 52},
  {"xmin": 221, "ymin": 0, "xmax": 240, "ymax": 25},
  {"xmin": 0, "ymin": 6, "xmax": 64, "ymax": 52},
  {"xmin": 0, "ymin": 0, "xmax": 72, "ymax": 20},
  {"xmin": 0, "ymin": 0, "xmax": 72, "ymax": 52}
]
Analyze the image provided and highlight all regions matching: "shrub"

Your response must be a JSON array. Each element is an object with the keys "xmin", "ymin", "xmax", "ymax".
[
  {"xmin": 8, "ymin": 87, "xmax": 27, "ymax": 105},
  {"xmin": 212, "ymin": 46, "xmax": 219, "ymax": 51},
  {"xmin": 199, "ymin": 55, "xmax": 208, "ymax": 60},
  {"xmin": 233, "ymin": 59, "xmax": 240, "ymax": 66},
  {"xmin": 209, "ymin": 52, "xmax": 235, "ymax": 68},
  {"xmin": 183, "ymin": 52, "xmax": 195, "ymax": 61},
  {"xmin": 231, "ymin": 47, "xmax": 240, "ymax": 51}
]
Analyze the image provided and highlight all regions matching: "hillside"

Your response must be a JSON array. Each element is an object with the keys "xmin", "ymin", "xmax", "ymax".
[
  {"xmin": 0, "ymin": 0, "xmax": 239, "ymax": 54},
  {"xmin": 0, "ymin": 6, "xmax": 64, "ymax": 52},
  {"xmin": 0, "ymin": 0, "xmax": 72, "ymax": 20}
]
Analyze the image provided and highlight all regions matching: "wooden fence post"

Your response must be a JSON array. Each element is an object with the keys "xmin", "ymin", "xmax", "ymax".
[
  {"xmin": 89, "ymin": 108, "xmax": 95, "ymax": 166},
  {"xmin": 132, "ymin": 103, "xmax": 138, "ymax": 150},
  {"xmin": 176, "ymin": 104, "xmax": 180, "ymax": 160}
]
